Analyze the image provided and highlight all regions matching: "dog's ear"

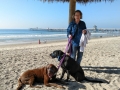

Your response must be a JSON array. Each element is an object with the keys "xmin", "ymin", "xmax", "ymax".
[
  {"xmin": 54, "ymin": 65, "xmax": 58, "ymax": 72},
  {"xmin": 46, "ymin": 64, "xmax": 50, "ymax": 69},
  {"xmin": 58, "ymin": 50, "xmax": 64, "ymax": 56}
]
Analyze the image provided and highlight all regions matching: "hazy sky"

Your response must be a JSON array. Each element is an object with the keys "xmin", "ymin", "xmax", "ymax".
[{"xmin": 0, "ymin": 0, "xmax": 120, "ymax": 29}]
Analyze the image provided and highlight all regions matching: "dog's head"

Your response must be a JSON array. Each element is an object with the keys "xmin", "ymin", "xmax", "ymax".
[
  {"xmin": 46, "ymin": 64, "xmax": 58, "ymax": 78},
  {"xmin": 50, "ymin": 50, "xmax": 64, "ymax": 60}
]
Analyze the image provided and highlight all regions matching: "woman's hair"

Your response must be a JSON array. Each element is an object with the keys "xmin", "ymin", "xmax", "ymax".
[{"xmin": 72, "ymin": 10, "xmax": 82, "ymax": 21}]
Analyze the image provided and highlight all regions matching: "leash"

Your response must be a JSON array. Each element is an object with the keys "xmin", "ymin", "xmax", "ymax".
[{"xmin": 57, "ymin": 38, "xmax": 72, "ymax": 70}]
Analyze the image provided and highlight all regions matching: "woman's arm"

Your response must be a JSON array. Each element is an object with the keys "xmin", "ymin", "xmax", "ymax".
[
  {"xmin": 82, "ymin": 21, "xmax": 87, "ymax": 34},
  {"xmin": 67, "ymin": 22, "xmax": 73, "ymax": 38}
]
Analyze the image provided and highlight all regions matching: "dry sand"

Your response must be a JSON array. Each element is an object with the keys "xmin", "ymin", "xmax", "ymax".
[{"xmin": 0, "ymin": 37, "xmax": 120, "ymax": 90}]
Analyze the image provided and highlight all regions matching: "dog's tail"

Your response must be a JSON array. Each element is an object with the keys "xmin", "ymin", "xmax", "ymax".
[
  {"xmin": 16, "ymin": 78, "xmax": 23, "ymax": 90},
  {"xmin": 84, "ymin": 77, "xmax": 109, "ymax": 83}
]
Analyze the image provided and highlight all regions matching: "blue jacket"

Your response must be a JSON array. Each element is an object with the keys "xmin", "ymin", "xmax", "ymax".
[{"xmin": 67, "ymin": 21, "xmax": 87, "ymax": 47}]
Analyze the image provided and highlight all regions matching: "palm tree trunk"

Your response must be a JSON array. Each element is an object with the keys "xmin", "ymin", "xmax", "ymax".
[{"xmin": 69, "ymin": 0, "xmax": 76, "ymax": 24}]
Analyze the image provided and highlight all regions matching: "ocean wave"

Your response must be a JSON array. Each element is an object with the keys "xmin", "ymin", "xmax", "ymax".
[
  {"xmin": 0, "ymin": 33, "xmax": 108, "ymax": 39},
  {"xmin": 91, "ymin": 33, "xmax": 107, "ymax": 34},
  {"xmin": 0, "ymin": 34, "xmax": 66, "ymax": 39}
]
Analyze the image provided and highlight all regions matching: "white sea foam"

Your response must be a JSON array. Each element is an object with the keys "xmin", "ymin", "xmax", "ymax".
[
  {"xmin": 91, "ymin": 33, "xmax": 107, "ymax": 34},
  {"xmin": 0, "ymin": 34, "xmax": 66, "ymax": 39}
]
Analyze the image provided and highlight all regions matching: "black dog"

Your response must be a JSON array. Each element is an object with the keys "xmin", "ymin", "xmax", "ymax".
[{"xmin": 50, "ymin": 50, "xmax": 108, "ymax": 83}]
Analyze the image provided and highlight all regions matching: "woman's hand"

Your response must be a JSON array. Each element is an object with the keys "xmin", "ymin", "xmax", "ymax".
[
  {"xmin": 82, "ymin": 29, "xmax": 87, "ymax": 34},
  {"xmin": 69, "ymin": 35, "xmax": 72, "ymax": 39}
]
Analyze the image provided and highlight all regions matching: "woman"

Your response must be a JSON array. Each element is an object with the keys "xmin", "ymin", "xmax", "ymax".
[{"xmin": 67, "ymin": 10, "xmax": 87, "ymax": 65}]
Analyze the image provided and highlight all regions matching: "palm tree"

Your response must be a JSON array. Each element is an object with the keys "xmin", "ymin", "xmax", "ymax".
[{"xmin": 40, "ymin": 0, "xmax": 114, "ymax": 23}]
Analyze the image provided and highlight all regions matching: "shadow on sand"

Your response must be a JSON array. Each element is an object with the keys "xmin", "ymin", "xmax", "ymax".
[
  {"xmin": 63, "ymin": 66, "xmax": 120, "ymax": 90},
  {"xmin": 67, "ymin": 81, "xmax": 86, "ymax": 90},
  {"xmin": 82, "ymin": 66, "xmax": 120, "ymax": 74}
]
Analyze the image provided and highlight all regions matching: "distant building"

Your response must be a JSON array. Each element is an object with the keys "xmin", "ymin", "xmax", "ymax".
[{"xmin": 93, "ymin": 25, "xmax": 98, "ymax": 32}]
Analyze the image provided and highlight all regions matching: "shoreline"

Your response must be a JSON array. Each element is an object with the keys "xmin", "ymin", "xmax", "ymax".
[
  {"xmin": 0, "ymin": 39, "xmax": 67, "ymax": 50},
  {"xmin": 0, "ymin": 36, "xmax": 120, "ymax": 50},
  {"xmin": 0, "ymin": 29, "xmax": 120, "ymax": 47}
]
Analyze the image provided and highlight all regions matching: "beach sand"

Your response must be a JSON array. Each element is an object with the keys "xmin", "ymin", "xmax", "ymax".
[{"xmin": 0, "ymin": 37, "xmax": 120, "ymax": 90}]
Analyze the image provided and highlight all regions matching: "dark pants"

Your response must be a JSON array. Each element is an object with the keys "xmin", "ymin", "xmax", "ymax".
[{"xmin": 71, "ymin": 45, "xmax": 83, "ymax": 64}]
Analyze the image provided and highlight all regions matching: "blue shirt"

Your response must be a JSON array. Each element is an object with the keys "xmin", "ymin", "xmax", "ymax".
[{"xmin": 67, "ymin": 20, "xmax": 87, "ymax": 47}]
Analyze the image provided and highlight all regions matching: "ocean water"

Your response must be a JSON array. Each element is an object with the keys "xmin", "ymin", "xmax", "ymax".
[
  {"xmin": 0, "ymin": 29, "xmax": 67, "ymax": 45},
  {"xmin": 0, "ymin": 29, "xmax": 120, "ymax": 45}
]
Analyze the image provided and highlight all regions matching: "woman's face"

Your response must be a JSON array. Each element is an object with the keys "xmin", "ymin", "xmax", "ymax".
[{"xmin": 74, "ymin": 12, "xmax": 81, "ymax": 21}]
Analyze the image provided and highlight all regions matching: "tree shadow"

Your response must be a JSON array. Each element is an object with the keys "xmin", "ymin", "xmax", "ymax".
[{"xmin": 82, "ymin": 66, "xmax": 120, "ymax": 74}]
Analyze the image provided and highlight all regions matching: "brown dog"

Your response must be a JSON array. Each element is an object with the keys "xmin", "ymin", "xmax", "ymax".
[{"xmin": 16, "ymin": 64, "xmax": 64, "ymax": 90}]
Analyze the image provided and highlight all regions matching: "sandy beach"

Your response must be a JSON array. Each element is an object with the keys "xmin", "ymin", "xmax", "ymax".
[{"xmin": 0, "ymin": 37, "xmax": 120, "ymax": 90}]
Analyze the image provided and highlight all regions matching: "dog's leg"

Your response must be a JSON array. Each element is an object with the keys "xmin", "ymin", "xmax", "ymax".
[
  {"xmin": 44, "ymin": 75, "xmax": 64, "ymax": 89},
  {"xmin": 50, "ymin": 77, "xmax": 69, "ymax": 85},
  {"xmin": 60, "ymin": 69, "xmax": 66, "ymax": 80},
  {"xmin": 74, "ymin": 72, "xmax": 84, "ymax": 82},
  {"xmin": 29, "ymin": 76, "xmax": 41, "ymax": 88},
  {"xmin": 47, "ymin": 83, "xmax": 65, "ymax": 89},
  {"xmin": 65, "ymin": 70, "xmax": 70, "ymax": 82},
  {"xmin": 16, "ymin": 78, "xmax": 23, "ymax": 90}
]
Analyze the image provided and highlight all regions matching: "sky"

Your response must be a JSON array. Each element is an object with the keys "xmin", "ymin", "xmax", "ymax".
[{"xmin": 0, "ymin": 0, "xmax": 120, "ymax": 29}]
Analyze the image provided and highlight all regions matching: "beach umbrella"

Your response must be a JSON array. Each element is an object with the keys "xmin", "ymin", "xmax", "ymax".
[{"xmin": 40, "ymin": 0, "xmax": 114, "ymax": 23}]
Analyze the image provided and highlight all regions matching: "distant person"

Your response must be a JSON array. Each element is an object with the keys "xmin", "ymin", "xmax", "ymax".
[{"xmin": 67, "ymin": 10, "xmax": 87, "ymax": 65}]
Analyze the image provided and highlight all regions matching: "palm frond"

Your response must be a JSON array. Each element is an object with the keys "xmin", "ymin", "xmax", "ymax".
[{"xmin": 40, "ymin": 0, "xmax": 114, "ymax": 4}]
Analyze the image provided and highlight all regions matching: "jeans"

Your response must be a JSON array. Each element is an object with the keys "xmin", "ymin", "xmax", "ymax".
[{"xmin": 71, "ymin": 45, "xmax": 83, "ymax": 64}]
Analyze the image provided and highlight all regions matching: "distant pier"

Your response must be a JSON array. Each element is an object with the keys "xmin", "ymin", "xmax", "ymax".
[
  {"xmin": 29, "ymin": 27, "xmax": 67, "ymax": 32},
  {"xmin": 29, "ymin": 27, "xmax": 120, "ymax": 33}
]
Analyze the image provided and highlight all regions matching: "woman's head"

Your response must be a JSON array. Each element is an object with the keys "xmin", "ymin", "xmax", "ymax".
[{"xmin": 73, "ymin": 10, "xmax": 82, "ymax": 21}]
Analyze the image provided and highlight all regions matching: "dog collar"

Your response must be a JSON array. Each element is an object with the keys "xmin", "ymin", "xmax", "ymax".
[
  {"xmin": 57, "ymin": 56, "xmax": 60, "ymax": 61},
  {"xmin": 57, "ymin": 54, "xmax": 65, "ymax": 61}
]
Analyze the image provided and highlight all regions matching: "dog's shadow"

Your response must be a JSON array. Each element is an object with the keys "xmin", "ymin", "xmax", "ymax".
[
  {"xmin": 57, "ymin": 66, "xmax": 120, "ymax": 90},
  {"xmin": 66, "ymin": 76, "xmax": 109, "ymax": 90},
  {"xmin": 82, "ymin": 66, "xmax": 120, "ymax": 74},
  {"xmin": 18, "ymin": 82, "xmax": 44, "ymax": 90},
  {"xmin": 67, "ymin": 81, "xmax": 86, "ymax": 90},
  {"xmin": 65, "ymin": 66, "xmax": 120, "ymax": 90}
]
